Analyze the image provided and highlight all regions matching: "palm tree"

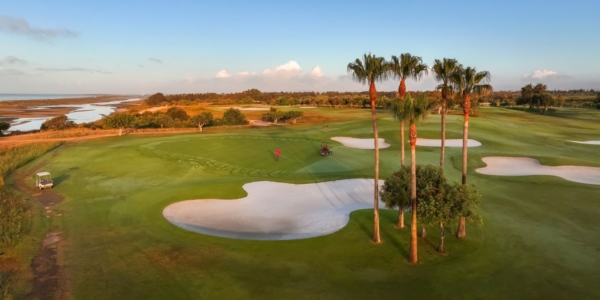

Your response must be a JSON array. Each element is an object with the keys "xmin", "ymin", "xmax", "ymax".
[
  {"xmin": 399, "ymin": 94, "xmax": 430, "ymax": 263},
  {"xmin": 431, "ymin": 58, "xmax": 459, "ymax": 170},
  {"xmin": 451, "ymin": 65, "xmax": 492, "ymax": 239},
  {"xmin": 389, "ymin": 54, "xmax": 428, "ymax": 166},
  {"xmin": 347, "ymin": 53, "xmax": 390, "ymax": 244}
]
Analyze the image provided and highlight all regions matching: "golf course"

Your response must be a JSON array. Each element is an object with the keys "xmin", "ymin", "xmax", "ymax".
[{"xmin": 7, "ymin": 106, "xmax": 600, "ymax": 299}]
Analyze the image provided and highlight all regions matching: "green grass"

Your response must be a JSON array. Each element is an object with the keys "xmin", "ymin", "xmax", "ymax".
[{"xmin": 9, "ymin": 107, "xmax": 600, "ymax": 299}]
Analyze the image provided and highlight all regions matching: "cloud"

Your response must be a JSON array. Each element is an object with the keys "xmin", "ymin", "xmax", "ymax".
[
  {"xmin": 262, "ymin": 60, "xmax": 303, "ymax": 77},
  {"xmin": 0, "ymin": 15, "xmax": 78, "ymax": 40},
  {"xmin": 237, "ymin": 71, "xmax": 257, "ymax": 76},
  {"xmin": 36, "ymin": 67, "xmax": 112, "ymax": 74},
  {"xmin": 138, "ymin": 65, "xmax": 144, "ymax": 68},
  {"xmin": 0, "ymin": 67, "xmax": 28, "ymax": 76},
  {"xmin": 215, "ymin": 69, "xmax": 231, "ymax": 78},
  {"xmin": 310, "ymin": 66, "xmax": 324, "ymax": 77},
  {"xmin": 148, "ymin": 58, "xmax": 163, "ymax": 64},
  {"xmin": 522, "ymin": 70, "xmax": 573, "ymax": 80},
  {"xmin": 1, "ymin": 55, "xmax": 27, "ymax": 65}
]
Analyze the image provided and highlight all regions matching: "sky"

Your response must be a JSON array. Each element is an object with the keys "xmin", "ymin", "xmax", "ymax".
[{"xmin": 1, "ymin": 0, "xmax": 599, "ymax": 94}]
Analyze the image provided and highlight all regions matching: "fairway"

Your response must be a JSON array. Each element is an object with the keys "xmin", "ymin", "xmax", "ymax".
[{"xmin": 10, "ymin": 107, "xmax": 600, "ymax": 299}]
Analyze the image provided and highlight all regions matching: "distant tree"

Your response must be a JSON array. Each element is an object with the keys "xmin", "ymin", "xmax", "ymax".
[
  {"xmin": 347, "ymin": 53, "xmax": 390, "ymax": 244},
  {"xmin": 103, "ymin": 112, "xmax": 136, "ymax": 135},
  {"xmin": 145, "ymin": 93, "xmax": 167, "ymax": 106},
  {"xmin": 188, "ymin": 112, "xmax": 213, "ymax": 131},
  {"xmin": 517, "ymin": 84, "xmax": 535, "ymax": 108},
  {"xmin": 41, "ymin": 115, "xmax": 76, "ymax": 130},
  {"xmin": 0, "ymin": 121, "xmax": 10, "ymax": 135},
  {"xmin": 166, "ymin": 107, "xmax": 189, "ymax": 121},
  {"xmin": 595, "ymin": 92, "xmax": 600, "ymax": 109},
  {"xmin": 446, "ymin": 182, "xmax": 482, "ymax": 241},
  {"xmin": 535, "ymin": 93, "xmax": 556, "ymax": 114},
  {"xmin": 221, "ymin": 108, "xmax": 248, "ymax": 125}
]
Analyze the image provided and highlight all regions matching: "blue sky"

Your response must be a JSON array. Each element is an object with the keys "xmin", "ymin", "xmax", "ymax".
[{"xmin": 1, "ymin": 0, "xmax": 599, "ymax": 94}]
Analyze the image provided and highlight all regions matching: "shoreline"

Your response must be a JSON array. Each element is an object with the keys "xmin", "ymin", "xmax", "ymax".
[{"xmin": 0, "ymin": 95, "xmax": 143, "ymax": 120}]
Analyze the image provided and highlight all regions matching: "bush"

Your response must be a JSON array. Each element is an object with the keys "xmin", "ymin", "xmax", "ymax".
[
  {"xmin": 0, "ymin": 122, "xmax": 9, "ymax": 136},
  {"xmin": 40, "ymin": 115, "xmax": 76, "ymax": 130},
  {"xmin": 166, "ymin": 107, "xmax": 189, "ymax": 121},
  {"xmin": 145, "ymin": 93, "xmax": 167, "ymax": 106},
  {"xmin": 0, "ymin": 189, "xmax": 31, "ymax": 247},
  {"xmin": 220, "ymin": 108, "xmax": 248, "ymax": 125}
]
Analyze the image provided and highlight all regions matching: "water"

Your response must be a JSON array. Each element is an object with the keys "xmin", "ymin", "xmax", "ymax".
[
  {"xmin": 0, "ymin": 94, "xmax": 105, "ymax": 101},
  {"xmin": 7, "ymin": 98, "xmax": 141, "ymax": 132}
]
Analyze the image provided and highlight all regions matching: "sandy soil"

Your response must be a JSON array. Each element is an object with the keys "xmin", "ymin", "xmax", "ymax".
[
  {"xmin": 299, "ymin": 106, "xmax": 317, "ymax": 109},
  {"xmin": 330, "ymin": 137, "xmax": 391, "ymax": 149},
  {"xmin": 570, "ymin": 140, "xmax": 600, "ymax": 145},
  {"xmin": 476, "ymin": 157, "xmax": 600, "ymax": 185},
  {"xmin": 230, "ymin": 106, "xmax": 270, "ymax": 111},
  {"xmin": 417, "ymin": 138, "xmax": 482, "ymax": 147},
  {"xmin": 163, "ymin": 179, "xmax": 386, "ymax": 240}
]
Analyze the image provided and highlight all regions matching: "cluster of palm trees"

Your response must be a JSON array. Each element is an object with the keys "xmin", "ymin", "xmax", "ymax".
[{"xmin": 347, "ymin": 53, "xmax": 492, "ymax": 264}]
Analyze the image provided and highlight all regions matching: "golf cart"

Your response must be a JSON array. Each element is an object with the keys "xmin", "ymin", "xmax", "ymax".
[
  {"xmin": 320, "ymin": 142, "xmax": 332, "ymax": 156},
  {"xmin": 35, "ymin": 172, "xmax": 53, "ymax": 190}
]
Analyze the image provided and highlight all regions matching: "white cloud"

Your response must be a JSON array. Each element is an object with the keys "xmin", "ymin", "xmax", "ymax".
[
  {"xmin": 184, "ymin": 76, "xmax": 196, "ymax": 84},
  {"xmin": 523, "ymin": 70, "xmax": 558, "ymax": 79},
  {"xmin": 310, "ymin": 66, "xmax": 324, "ymax": 77},
  {"xmin": 216, "ymin": 70, "xmax": 231, "ymax": 78},
  {"xmin": 262, "ymin": 60, "xmax": 302, "ymax": 76},
  {"xmin": 237, "ymin": 71, "xmax": 257, "ymax": 76}
]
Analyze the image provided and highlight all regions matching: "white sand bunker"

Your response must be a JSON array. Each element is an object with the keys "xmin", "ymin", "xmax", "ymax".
[
  {"xmin": 417, "ymin": 138, "xmax": 482, "ymax": 147},
  {"xmin": 331, "ymin": 137, "xmax": 391, "ymax": 149},
  {"xmin": 230, "ymin": 106, "xmax": 269, "ymax": 111},
  {"xmin": 163, "ymin": 179, "xmax": 385, "ymax": 240},
  {"xmin": 476, "ymin": 157, "xmax": 600, "ymax": 185},
  {"xmin": 570, "ymin": 141, "xmax": 600, "ymax": 145}
]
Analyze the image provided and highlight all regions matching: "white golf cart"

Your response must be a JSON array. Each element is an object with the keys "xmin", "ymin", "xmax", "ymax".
[{"xmin": 35, "ymin": 172, "xmax": 53, "ymax": 190}]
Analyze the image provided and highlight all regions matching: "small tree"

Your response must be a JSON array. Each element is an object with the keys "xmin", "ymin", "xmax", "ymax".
[
  {"xmin": 41, "ymin": 115, "xmax": 76, "ymax": 130},
  {"xmin": 221, "ymin": 108, "xmax": 248, "ymax": 125},
  {"xmin": 595, "ymin": 92, "xmax": 600, "ymax": 109},
  {"xmin": 103, "ymin": 112, "xmax": 136, "ymax": 135},
  {"xmin": 285, "ymin": 111, "xmax": 303, "ymax": 124},
  {"xmin": 448, "ymin": 182, "xmax": 482, "ymax": 239},
  {"xmin": 166, "ymin": 107, "xmax": 189, "ymax": 121},
  {"xmin": 188, "ymin": 112, "xmax": 213, "ymax": 131},
  {"xmin": 0, "ymin": 121, "xmax": 10, "ymax": 136}
]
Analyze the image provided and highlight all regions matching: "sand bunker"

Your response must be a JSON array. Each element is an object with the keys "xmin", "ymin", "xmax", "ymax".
[
  {"xmin": 163, "ymin": 179, "xmax": 386, "ymax": 240},
  {"xmin": 299, "ymin": 106, "xmax": 317, "ymax": 109},
  {"xmin": 417, "ymin": 138, "xmax": 482, "ymax": 147},
  {"xmin": 476, "ymin": 157, "xmax": 600, "ymax": 185},
  {"xmin": 570, "ymin": 141, "xmax": 600, "ymax": 145},
  {"xmin": 230, "ymin": 107, "xmax": 270, "ymax": 111},
  {"xmin": 330, "ymin": 137, "xmax": 391, "ymax": 149}
]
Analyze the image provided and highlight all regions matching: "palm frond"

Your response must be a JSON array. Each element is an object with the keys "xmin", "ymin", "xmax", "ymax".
[{"xmin": 400, "ymin": 94, "xmax": 431, "ymax": 124}]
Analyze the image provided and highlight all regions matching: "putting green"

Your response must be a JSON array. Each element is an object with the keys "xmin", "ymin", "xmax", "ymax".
[{"xmin": 9, "ymin": 107, "xmax": 600, "ymax": 299}]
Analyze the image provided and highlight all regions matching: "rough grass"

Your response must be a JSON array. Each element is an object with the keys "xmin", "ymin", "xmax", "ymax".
[{"xmin": 7, "ymin": 107, "xmax": 600, "ymax": 299}]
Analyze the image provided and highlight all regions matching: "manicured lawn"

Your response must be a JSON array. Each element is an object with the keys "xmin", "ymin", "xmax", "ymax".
[{"xmin": 11, "ymin": 107, "xmax": 600, "ymax": 299}]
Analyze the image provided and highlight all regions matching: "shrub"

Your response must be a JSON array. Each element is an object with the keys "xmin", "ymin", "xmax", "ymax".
[
  {"xmin": 220, "ymin": 108, "xmax": 248, "ymax": 125},
  {"xmin": 40, "ymin": 115, "xmax": 76, "ymax": 130},
  {"xmin": 0, "ymin": 189, "xmax": 31, "ymax": 247}
]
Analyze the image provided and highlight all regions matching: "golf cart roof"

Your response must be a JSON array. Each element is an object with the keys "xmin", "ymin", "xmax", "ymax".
[{"xmin": 36, "ymin": 172, "xmax": 51, "ymax": 176}]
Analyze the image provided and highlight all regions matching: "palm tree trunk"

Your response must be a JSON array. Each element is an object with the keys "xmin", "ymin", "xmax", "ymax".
[
  {"xmin": 458, "ymin": 94, "xmax": 470, "ymax": 239},
  {"xmin": 409, "ymin": 123, "xmax": 418, "ymax": 264},
  {"xmin": 397, "ymin": 209, "xmax": 405, "ymax": 229},
  {"xmin": 438, "ymin": 222, "xmax": 445, "ymax": 253},
  {"xmin": 370, "ymin": 81, "xmax": 381, "ymax": 244},
  {"xmin": 401, "ymin": 121, "xmax": 405, "ymax": 166},
  {"xmin": 440, "ymin": 98, "xmax": 446, "ymax": 169},
  {"xmin": 399, "ymin": 79, "xmax": 406, "ymax": 167}
]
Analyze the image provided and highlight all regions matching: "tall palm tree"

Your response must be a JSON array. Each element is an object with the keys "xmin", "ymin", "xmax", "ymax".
[
  {"xmin": 431, "ymin": 58, "xmax": 459, "ymax": 170},
  {"xmin": 389, "ymin": 54, "xmax": 428, "ymax": 166},
  {"xmin": 399, "ymin": 94, "xmax": 430, "ymax": 263},
  {"xmin": 451, "ymin": 65, "xmax": 492, "ymax": 239},
  {"xmin": 347, "ymin": 53, "xmax": 390, "ymax": 244}
]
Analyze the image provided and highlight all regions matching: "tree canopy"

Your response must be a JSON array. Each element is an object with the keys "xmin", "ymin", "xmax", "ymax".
[
  {"xmin": 41, "ymin": 115, "xmax": 76, "ymax": 130},
  {"xmin": 0, "ymin": 121, "xmax": 10, "ymax": 135}
]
